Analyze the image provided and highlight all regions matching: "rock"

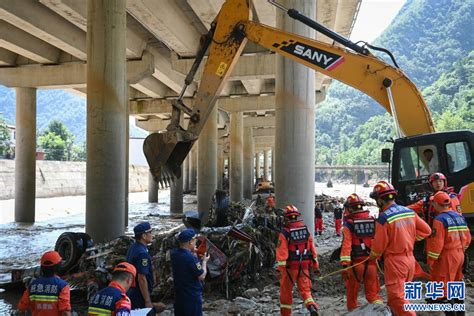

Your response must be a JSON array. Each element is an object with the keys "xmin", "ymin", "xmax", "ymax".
[
  {"xmin": 344, "ymin": 303, "xmax": 392, "ymax": 316},
  {"xmin": 242, "ymin": 287, "xmax": 260, "ymax": 299},
  {"xmin": 233, "ymin": 296, "xmax": 258, "ymax": 309}
]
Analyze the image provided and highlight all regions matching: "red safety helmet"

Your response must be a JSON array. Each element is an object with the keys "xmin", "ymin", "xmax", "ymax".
[
  {"xmin": 429, "ymin": 172, "xmax": 447, "ymax": 188},
  {"xmin": 344, "ymin": 193, "xmax": 366, "ymax": 212},
  {"xmin": 284, "ymin": 205, "xmax": 301, "ymax": 219},
  {"xmin": 370, "ymin": 181, "xmax": 397, "ymax": 200},
  {"xmin": 41, "ymin": 251, "xmax": 62, "ymax": 267}
]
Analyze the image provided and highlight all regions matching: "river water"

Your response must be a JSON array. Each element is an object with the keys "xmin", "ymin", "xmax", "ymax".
[{"xmin": 0, "ymin": 182, "xmax": 374, "ymax": 313}]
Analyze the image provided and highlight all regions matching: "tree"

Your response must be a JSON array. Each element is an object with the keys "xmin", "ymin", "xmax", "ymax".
[
  {"xmin": 39, "ymin": 120, "xmax": 75, "ymax": 161},
  {"xmin": 0, "ymin": 115, "xmax": 12, "ymax": 157}
]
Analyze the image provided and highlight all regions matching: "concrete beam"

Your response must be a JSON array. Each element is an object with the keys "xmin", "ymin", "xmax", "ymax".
[
  {"xmin": 254, "ymin": 136, "xmax": 274, "ymax": 145},
  {"xmin": 252, "ymin": 127, "xmax": 275, "ymax": 137},
  {"xmin": 39, "ymin": 0, "xmax": 146, "ymax": 59},
  {"xmin": 0, "ymin": 0, "xmax": 87, "ymax": 59},
  {"xmin": 186, "ymin": 0, "xmax": 223, "ymax": 30},
  {"xmin": 127, "ymin": 0, "xmax": 201, "ymax": 57},
  {"xmin": 0, "ymin": 21, "xmax": 60, "ymax": 64},
  {"xmin": 0, "ymin": 52, "xmax": 154, "ymax": 88},
  {"xmin": 0, "ymin": 47, "xmax": 17, "ymax": 66},
  {"xmin": 129, "ymin": 95, "xmax": 276, "ymax": 116},
  {"xmin": 171, "ymin": 53, "xmax": 275, "ymax": 81},
  {"xmin": 253, "ymin": 0, "xmax": 276, "ymax": 26},
  {"xmin": 131, "ymin": 77, "xmax": 168, "ymax": 98},
  {"xmin": 241, "ymin": 79, "xmax": 263, "ymax": 95},
  {"xmin": 244, "ymin": 116, "xmax": 275, "ymax": 128}
]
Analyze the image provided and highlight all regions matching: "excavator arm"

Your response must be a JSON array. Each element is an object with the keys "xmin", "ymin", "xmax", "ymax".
[{"xmin": 144, "ymin": 0, "xmax": 435, "ymax": 182}]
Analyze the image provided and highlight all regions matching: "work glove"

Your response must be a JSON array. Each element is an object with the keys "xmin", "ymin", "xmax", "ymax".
[{"xmin": 313, "ymin": 260, "xmax": 319, "ymax": 271}]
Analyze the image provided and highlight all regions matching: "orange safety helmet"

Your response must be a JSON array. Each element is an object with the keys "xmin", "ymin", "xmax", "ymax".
[
  {"xmin": 370, "ymin": 181, "xmax": 397, "ymax": 200},
  {"xmin": 113, "ymin": 262, "xmax": 137, "ymax": 286},
  {"xmin": 429, "ymin": 172, "xmax": 447, "ymax": 188},
  {"xmin": 344, "ymin": 193, "xmax": 366, "ymax": 212},
  {"xmin": 284, "ymin": 205, "xmax": 301, "ymax": 220},
  {"xmin": 40, "ymin": 251, "xmax": 62, "ymax": 267}
]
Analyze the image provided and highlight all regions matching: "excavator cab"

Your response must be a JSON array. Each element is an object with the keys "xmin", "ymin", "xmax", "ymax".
[{"xmin": 385, "ymin": 130, "xmax": 474, "ymax": 219}]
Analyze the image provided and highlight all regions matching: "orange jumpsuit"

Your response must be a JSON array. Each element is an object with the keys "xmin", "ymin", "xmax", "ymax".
[
  {"xmin": 18, "ymin": 275, "xmax": 71, "ymax": 316},
  {"xmin": 407, "ymin": 189, "xmax": 461, "ymax": 279},
  {"xmin": 370, "ymin": 203, "xmax": 431, "ymax": 316},
  {"xmin": 276, "ymin": 220, "xmax": 318, "ymax": 316},
  {"xmin": 340, "ymin": 211, "xmax": 383, "ymax": 311},
  {"xmin": 426, "ymin": 209, "xmax": 471, "ymax": 299}
]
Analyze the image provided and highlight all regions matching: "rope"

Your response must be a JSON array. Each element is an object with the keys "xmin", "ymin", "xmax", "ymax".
[
  {"xmin": 317, "ymin": 257, "xmax": 369, "ymax": 280},
  {"xmin": 376, "ymin": 258, "xmax": 384, "ymax": 275}
]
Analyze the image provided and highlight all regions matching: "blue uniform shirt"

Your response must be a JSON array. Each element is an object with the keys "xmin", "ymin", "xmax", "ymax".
[
  {"xmin": 126, "ymin": 241, "xmax": 154, "ymax": 308},
  {"xmin": 170, "ymin": 248, "xmax": 204, "ymax": 303}
]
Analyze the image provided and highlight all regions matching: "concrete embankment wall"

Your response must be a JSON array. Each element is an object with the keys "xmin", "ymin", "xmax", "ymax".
[{"xmin": 0, "ymin": 159, "xmax": 149, "ymax": 200}]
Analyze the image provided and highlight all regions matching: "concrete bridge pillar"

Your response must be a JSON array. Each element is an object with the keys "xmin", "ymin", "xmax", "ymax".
[
  {"xmin": 148, "ymin": 172, "xmax": 158, "ymax": 202},
  {"xmin": 363, "ymin": 170, "xmax": 370, "ymax": 187},
  {"xmin": 326, "ymin": 171, "xmax": 333, "ymax": 188},
  {"xmin": 86, "ymin": 0, "xmax": 127, "ymax": 242},
  {"xmin": 255, "ymin": 152, "xmax": 261, "ymax": 180},
  {"xmin": 197, "ymin": 106, "xmax": 217, "ymax": 223},
  {"xmin": 243, "ymin": 127, "xmax": 254, "ymax": 199},
  {"xmin": 263, "ymin": 150, "xmax": 269, "ymax": 180},
  {"xmin": 189, "ymin": 144, "xmax": 197, "ymax": 191},
  {"xmin": 275, "ymin": 0, "xmax": 316, "ymax": 235},
  {"xmin": 271, "ymin": 146, "xmax": 275, "ymax": 182},
  {"xmin": 217, "ymin": 147, "xmax": 224, "ymax": 190},
  {"xmin": 230, "ymin": 112, "xmax": 243, "ymax": 201},
  {"xmin": 14, "ymin": 87, "xmax": 37, "ymax": 223},
  {"xmin": 183, "ymin": 156, "xmax": 189, "ymax": 192},
  {"xmin": 170, "ymin": 165, "xmax": 184, "ymax": 215}
]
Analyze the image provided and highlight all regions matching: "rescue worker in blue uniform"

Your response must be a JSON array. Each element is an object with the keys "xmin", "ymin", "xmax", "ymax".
[
  {"xmin": 88, "ymin": 262, "xmax": 136, "ymax": 316},
  {"xmin": 18, "ymin": 251, "xmax": 71, "ymax": 316},
  {"xmin": 171, "ymin": 228, "xmax": 210, "ymax": 316},
  {"xmin": 126, "ymin": 222, "xmax": 154, "ymax": 309}
]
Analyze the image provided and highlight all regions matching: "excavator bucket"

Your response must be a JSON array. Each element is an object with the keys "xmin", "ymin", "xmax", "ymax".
[{"xmin": 143, "ymin": 129, "xmax": 196, "ymax": 183}]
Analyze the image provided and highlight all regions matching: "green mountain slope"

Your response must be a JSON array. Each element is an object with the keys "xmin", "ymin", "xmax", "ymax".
[{"xmin": 316, "ymin": 0, "xmax": 474, "ymax": 165}]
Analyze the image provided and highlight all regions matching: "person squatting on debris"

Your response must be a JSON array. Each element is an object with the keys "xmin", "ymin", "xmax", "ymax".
[
  {"xmin": 340, "ymin": 194, "xmax": 383, "ymax": 311},
  {"xmin": 126, "ymin": 222, "xmax": 155, "ymax": 309},
  {"xmin": 17, "ymin": 251, "xmax": 72, "ymax": 316},
  {"xmin": 171, "ymin": 228, "xmax": 210, "ymax": 316},
  {"xmin": 276, "ymin": 205, "xmax": 319, "ymax": 316},
  {"xmin": 314, "ymin": 203, "xmax": 324, "ymax": 236},
  {"xmin": 88, "ymin": 262, "xmax": 136, "ymax": 315},
  {"xmin": 425, "ymin": 191, "xmax": 471, "ymax": 309},
  {"xmin": 407, "ymin": 172, "xmax": 461, "ymax": 227},
  {"xmin": 333, "ymin": 201, "xmax": 343, "ymax": 236},
  {"xmin": 369, "ymin": 181, "xmax": 431, "ymax": 316}
]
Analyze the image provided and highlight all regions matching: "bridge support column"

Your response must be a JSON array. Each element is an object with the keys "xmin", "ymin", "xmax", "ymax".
[
  {"xmin": 217, "ymin": 149, "xmax": 224, "ymax": 190},
  {"xmin": 263, "ymin": 150, "xmax": 270, "ymax": 180},
  {"xmin": 255, "ymin": 152, "xmax": 261, "ymax": 180},
  {"xmin": 271, "ymin": 147, "xmax": 275, "ymax": 182},
  {"xmin": 230, "ymin": 112, "xmax": 243, "ymax": 201},
  {"xmin": 15, "ymin": 87, "xmax": 36, "ymax": 223},
  {"xmin": 275, "ymin": 0, "xmax": 315, "ymax": 235},
  {"xmin": 148, "ymin": 172, "xmax": 158, "ymax": 203},
  {"xmin": 326, "ymin": 171, "xmax": 333, "ymax": 188},
  {"xmin": 86, "ymin": 0, "xmax": 127, "ymax": 242},
  {"xmin": 170, "ymin": 165, "xmax": 183, "ymax": 215},
  {"xmin": 243, "ymin": 127, "xmax": 254, "ymax": 199},
  {"xmin": 198, "ymin": 106, "xmax": 217, "ymax": 223},
  {"xmin": 189, "ymin": 144, "xmax": 197, "ymax": 191},
  {"xmin": 183, "ymin": 156, "xmax": 189, "ymax": 192},
  {"xmin": 363, "ymin": 170, "xmax": 370, "ymax": 187}
]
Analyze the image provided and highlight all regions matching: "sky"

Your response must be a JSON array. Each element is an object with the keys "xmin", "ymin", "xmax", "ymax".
[{"xmin": 350, "ymin": 0, "xmax": 407, "ymax": 43}]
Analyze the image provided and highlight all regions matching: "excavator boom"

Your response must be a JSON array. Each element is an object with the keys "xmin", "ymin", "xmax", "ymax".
[{"xmin": 144, "ymin": 0, "xmax": 435, "ymax": 182}]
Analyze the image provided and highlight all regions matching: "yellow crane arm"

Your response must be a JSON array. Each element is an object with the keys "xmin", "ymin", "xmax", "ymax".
[{"xmin": 144, "ymin": 0, "xmax": 435, "ymax": 181}]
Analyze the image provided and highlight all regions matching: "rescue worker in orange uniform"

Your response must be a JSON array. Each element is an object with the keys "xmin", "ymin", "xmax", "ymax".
[
  {"xmin": 88, "ymin": 262, "xmax": 136, "ymax": 315},
  {"xmin": 369, "ymin": 181, "xmax": 431, "ymax": 316},
  {"xmin": 18, "ymin": 251, "xmax": 71, "ymax": 316},
  {"xmin": 340, "ymin": 194, "xmax": 383, "ymax": 311},
  {"xmin": 407, "ymin": 172, "xmax": 461, "ymax": 227},
  {"xmin": 314, "ymin": 204, "xmax": 324, "ymax": 236},
  {"xmin": 276, "ymin": 205, "xmax": 319, "ymax": 316},
  {"xmin": 334, "ymin": 202, "xmax": 343, "ymax": 236},
  {"xmin": 426, "ymin": 191, "xmax": 471, "ymax": 306}
]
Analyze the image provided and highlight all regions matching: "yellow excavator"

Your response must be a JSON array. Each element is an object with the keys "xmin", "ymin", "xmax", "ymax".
[{"xmin": 143, "ymin": 0, "xmax": 473, "ymax": 222}]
